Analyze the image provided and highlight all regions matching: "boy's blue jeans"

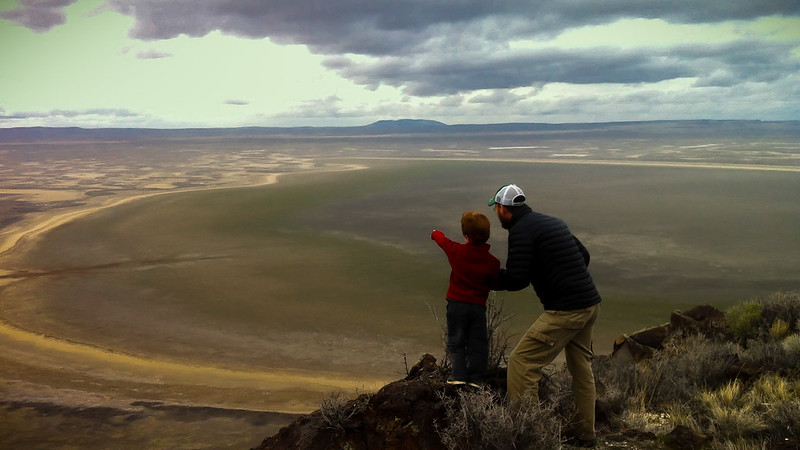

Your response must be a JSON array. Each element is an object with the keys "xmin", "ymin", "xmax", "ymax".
[{"xmin": 446, "ymin": 299, "xmax": 489, "ymax": 384}]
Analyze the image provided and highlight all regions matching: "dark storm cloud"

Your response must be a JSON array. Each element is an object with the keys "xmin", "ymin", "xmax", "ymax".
[
  {"xmin": 99, "ymin": 0, "xmax": 799, "ymax": 99},
  {"xmin": 104, "ymin": 0, "xmax": 799, "ymax": 55},
  {"xmin": 324, "ymin": 48, "xmax": 685, "ymax": 96},
  {"xmin": 1, "ymin": 0, "xmax": 78, "ymax": 32},
  {"xmin": 324, "ymin": 40, "xmax": 800, "ymax": 96},
  {"xmin": 675, "ymin": 40, "xmax": 800, "ymax": 86}
]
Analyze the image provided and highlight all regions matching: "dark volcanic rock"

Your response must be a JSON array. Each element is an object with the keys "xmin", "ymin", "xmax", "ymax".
[
  {"xmin": 253, "ymin": 354, "xmax": 456, "ymax": 450},
  {"xmin": 664, "ymin": 424, "xmax": 709, "ymax": 449},
  {"xmin": 612, "ymin": 305, "xmax": 727, "ymax": 362},
  {"xmin": 670, "ymin": 304, "xmax": 727, "ymax": 339}
]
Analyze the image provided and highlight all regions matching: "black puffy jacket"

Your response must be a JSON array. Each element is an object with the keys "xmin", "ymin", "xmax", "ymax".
[{"xmin": 499, "ymin": 204, "xmax": 602, "ymax": 311}]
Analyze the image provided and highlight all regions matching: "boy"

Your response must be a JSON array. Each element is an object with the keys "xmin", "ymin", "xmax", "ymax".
[{"xmin": 431, "ymin": 210, "xmax": 501, "ymax": 386}]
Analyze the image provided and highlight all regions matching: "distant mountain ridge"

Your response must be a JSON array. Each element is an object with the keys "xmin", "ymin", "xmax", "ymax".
[
  {"xmin": 1, "ymin": 119, "xmax": 798, "ymax": 142},
  {"xmin": 365, "ymin": 119, "xmax": 448, "ymax": 130}
]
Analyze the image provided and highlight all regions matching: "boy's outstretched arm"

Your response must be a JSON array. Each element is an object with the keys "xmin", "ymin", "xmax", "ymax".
[{"xmin": 431, "ymin": 229, "xmax": 459, "ymax": 253}]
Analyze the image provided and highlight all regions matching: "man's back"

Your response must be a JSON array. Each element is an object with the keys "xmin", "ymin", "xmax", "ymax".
[{"xmin": 502, "ymin": 205, "xmax": 601, "ymax": 310}]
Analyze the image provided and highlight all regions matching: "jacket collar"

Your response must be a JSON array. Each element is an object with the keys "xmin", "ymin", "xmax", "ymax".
[{"xmin": 507, "ymin": 204, "xmax": 533, "ymax": 229}]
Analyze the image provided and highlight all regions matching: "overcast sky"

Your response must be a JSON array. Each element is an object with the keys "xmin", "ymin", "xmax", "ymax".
[{"xmin": 1, "ymin": 0, "xmax": 798, "ymax": 128}]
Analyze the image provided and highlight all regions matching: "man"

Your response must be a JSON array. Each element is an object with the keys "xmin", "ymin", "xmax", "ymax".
[{"xmin": 489, "ymin": 183, "xmax": 602, "ymax": 447}]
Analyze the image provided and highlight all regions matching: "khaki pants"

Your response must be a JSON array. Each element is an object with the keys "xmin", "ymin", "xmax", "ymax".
[{"xmin": 507, "ymin": 303, "xmax": 600, "ymax": 440}]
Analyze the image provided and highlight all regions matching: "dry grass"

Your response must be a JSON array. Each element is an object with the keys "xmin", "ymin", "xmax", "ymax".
[
  {"xmin": 770, "ymin": 319, "xmax": 791, "ymax": 340},
  {"xmin": 699, "ymin": 380, "xmax": 768, "ymax": 439}
]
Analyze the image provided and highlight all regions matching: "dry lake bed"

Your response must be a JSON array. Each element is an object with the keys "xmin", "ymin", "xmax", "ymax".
[{"xmin": 1, "ymin": 123, "xmax": 798, "ymax": 448}]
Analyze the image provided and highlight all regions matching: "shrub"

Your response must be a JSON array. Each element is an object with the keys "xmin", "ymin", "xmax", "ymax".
[
  {"xmin": 783, "ymin": 333, "xmax": 800, "ymax": 355},
  {"xmin": 749, "ymin": 373, "xmax": 794, "ymax": 404},
  {"xmin": 755, "ymin": 291, "xmax": 800, "ymax": 337},
  {"xmin": 741, "ymin": 339, "xmax": 800, "ymax": 374},
  {"xmin": 437, "ymin": 388, "xmax": 562, "ymax": 450},
  {"xmin": 486, "ymin": 293, "xmax": 515, "ymax": 372},
  {"xmin": 764, "ymin": 400, "xmax": 800, "ymax": 441},
  {"xmin": 726, "ymin": 301, "xmax": 763, "ymax": 341},
  {"xmin": 753, "ymin": 374, "xmax": 800, "ymax": 441},
  {"xmin": 596, "ymin": 334, "xmax": 744, "ymax": 412},
  {"xmin": 663, "ymin": 402, "xmax": 707, "ymax": 436},
  {"xmin": 540, "ymin": 364, "xmax": 581, "ymax": 423},
  {"xmin": 690, "ymin": 373, "xmax": 800, "ymax": 446},
  {"xmin": 426, "ymin": 301, "xmax": 451, "ymax": 369},
  {"xmin": 637, "ymin": 335, "xmax": 740, "ymax": 406},
  {"xmin": 592, "ymin": 355, "xmax": 637, "ymax": 408},
  {"xmin": 319, "ymin": 391, "xmax": 370, "ymax": 434}
]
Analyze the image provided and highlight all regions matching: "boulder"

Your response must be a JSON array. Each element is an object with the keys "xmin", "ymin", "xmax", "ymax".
[
  {"xmin": 670, "ymin": 304, "xmax": 726, "ymax": 338},
  {"xmin": 613, "ymin": 305, "xmax": 726, "ymax": 362}
]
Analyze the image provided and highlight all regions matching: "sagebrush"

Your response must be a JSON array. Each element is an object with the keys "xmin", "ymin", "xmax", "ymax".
[{"xmin": 437, "ymin": 388, "xmax": 561, "ymax": 450}]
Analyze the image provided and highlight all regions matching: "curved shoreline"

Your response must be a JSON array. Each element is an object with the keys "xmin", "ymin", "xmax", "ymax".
[
  {"xmin": 0, "ymin": 174, "xmax": 277, "ymax": 260},
  {"xmin": 0, "ymin": 165, "xmax": 383, "ymax": 415},
  {"xmin": 0, "ymin": 317, "xmax": 388, "ymax": 414}
]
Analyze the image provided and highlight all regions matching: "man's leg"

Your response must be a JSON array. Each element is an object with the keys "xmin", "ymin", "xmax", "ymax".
[
  {"xmin": 565, "ymin": 303, "xmax": 600, "ymax": 441},
  {"xmin": 508, "ymin": 307, "xmax": 600, "ymax": 408},
  {"xmin": 507, "ymin": 313, "xmax": 569, "ymax": 406}
]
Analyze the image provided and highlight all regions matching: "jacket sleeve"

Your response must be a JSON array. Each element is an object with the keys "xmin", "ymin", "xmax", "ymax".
[
  {"xmin": 431, "ymin": 230, "xmax": 458, "ymax": 255},
  {"xmin": 488, "ymin": 260, "xmax": 502, "ymax": 291},
  {"xmin": 498, "ymin": 228, "xmax": 533, "ymax": 291}
]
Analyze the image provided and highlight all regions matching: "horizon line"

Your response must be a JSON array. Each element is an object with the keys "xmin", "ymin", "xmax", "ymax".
[{"xmin": 2, "ymin": 118, "xmax": 800, "ymax": 132}]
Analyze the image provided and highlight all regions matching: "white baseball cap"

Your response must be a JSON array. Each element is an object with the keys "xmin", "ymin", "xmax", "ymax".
[{"xmin": 488, "ymin": 184, "xmax": 526, "ymax": 206}]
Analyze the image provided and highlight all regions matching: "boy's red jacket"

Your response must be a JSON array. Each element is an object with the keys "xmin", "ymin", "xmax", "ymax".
[{"xmin": 431, "ymin": 230, "xmax": 501, "ymax": 306}]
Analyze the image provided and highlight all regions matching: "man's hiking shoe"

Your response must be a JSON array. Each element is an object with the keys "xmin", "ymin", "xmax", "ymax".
[
  {"xmin": 467, "ymin": 382, "xmax": 482, "ymax": 388},
  {"xmin": 446, "ymin": 379, "xmax": 466, "ymax": 385}
]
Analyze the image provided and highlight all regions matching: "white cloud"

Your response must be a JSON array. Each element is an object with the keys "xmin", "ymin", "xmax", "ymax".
[{"xmin": 136, "ymin": 49, "xmax": 173, "ymax": 59}]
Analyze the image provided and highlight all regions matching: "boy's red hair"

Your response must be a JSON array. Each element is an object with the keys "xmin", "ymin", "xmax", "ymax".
[{"xmin": 461, "ymin": 210, "xmax": 491, "ymax": 244}]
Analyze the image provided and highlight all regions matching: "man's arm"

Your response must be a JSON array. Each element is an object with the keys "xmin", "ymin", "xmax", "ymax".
[
  {"xmin": 498, "ymin": 229, "xmax": 533, "ymax": 291},
  {"xmin": 498, "ymin": 268, "xmax": 529, "ymax": 291},
  {"xmin": 574, "ymin": 235, "xmax": 590, "ymax": 266}
]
